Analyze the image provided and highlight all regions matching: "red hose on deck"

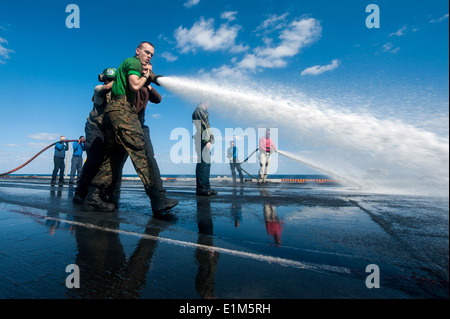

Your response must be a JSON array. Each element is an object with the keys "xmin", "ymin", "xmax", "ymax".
[{"xmin": 0, "ymin": 140, "xmax": 78, "ymax": 177}]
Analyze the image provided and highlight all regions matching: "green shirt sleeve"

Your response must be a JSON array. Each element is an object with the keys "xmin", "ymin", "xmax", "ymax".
[
  {"xmin": 127, "ymin": 58, "xmax": 143, "ymax": 77},
  {"xmin": 112, "ymin": 56, "xmax": 143, "ymax": 99}
]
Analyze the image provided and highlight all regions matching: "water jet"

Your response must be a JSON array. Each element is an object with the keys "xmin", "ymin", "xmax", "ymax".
[{"xmin": 157, "ymin": 76, "xmax": 449, "ymax": 196}]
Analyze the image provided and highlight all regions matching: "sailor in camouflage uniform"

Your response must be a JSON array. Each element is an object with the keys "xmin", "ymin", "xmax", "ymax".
[
  {"xmin": 82, "ymin": 42, "xmax": 178, "ymax": 214},
  {"xmin": 73, "ymin": 67, "xmax": 116, "ymax": 203}
]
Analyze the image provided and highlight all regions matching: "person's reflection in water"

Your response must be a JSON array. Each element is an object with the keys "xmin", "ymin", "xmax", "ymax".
[
  {"xmin": 120, "ymin": 217, "xmax": 171, "ymax": 295},
  {"xmin": 195, "ymin": 197, "xmax": 219, "ymax": 299},
  {"xmin": 68, "ymin": 214, "xmax": 170, "ymax": 298},
  {"xmin": 67, "ymin": 184, "xmax": 75, "ymax": 200},
  {"xmin": 69, "ymin": 215, "xmax": 125, "ymax": 298},
  {"xmin": 259, "ymin": 187, "xmax": 283, "ymax": 246},
  {"xmin": 44, "ymin": 210, "xmax": 75, "ymax": 236},
  {"xmin": 50, "ymin": 184, "xmax": 63, "ymax": 198},
  {"xmin": 47, "ymin": 186, "xmax": 63, "ymax": 235},
  {"xmin": 45, "ymin": 211, "xmax": 60, "ymax": 236},
  {"xmin": 230, "ymin": 186, "xmax": 243, "ymax": 228}
]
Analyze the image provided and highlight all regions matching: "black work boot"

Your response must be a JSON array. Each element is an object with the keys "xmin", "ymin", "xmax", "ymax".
[
  {"xmin": 82, "ymin": 187, "xmax": 115, "ymax": 212},
  {"xmin": 72, "ymin": 193, "xmax": 84, "ymax": 205},
  {"xmin": 147, "ymin": 189, "xmax": 178, "ymax": 214},
  {"xmin": 106, "ymin": 189, "xmax": 121, "ymax": 209}
]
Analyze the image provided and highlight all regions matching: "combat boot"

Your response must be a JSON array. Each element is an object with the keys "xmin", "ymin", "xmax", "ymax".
[
  {"xmin": 82, "ymin": 187, "xmax": 115, "ymax": 212},
  {"xmin": 106, "ymin": 188, "xmax": 121, "ymax": 209},
  {"xmin": 147, "ymin": 188, "xmax": 178, "ymax": 214},
  {"xmin": 72, "ymin": 193, "xmax": 84, "ymax": 205}
]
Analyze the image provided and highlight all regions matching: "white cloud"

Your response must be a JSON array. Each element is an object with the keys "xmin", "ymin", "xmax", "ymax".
[
  {"xmin": 174, "ymin": 17, "xmax": 248, "ymax": 53},
  {"xmin": 229, "ymin": 43, "xmax": 250, "ymax": 54},
  {"xmin": 209, "ymin": 65, "xmax": 249, "ymax": 82},
  {"xmin": 0, "ymin": 23, "xmax": 13, "ymax": 31},
  {"xmin": 183, "ymin": 0, "xmax": 200, "ymax": 8},
  {"xmin": 161, "ymin": 52, "xmax": 178, "ymax": 62},
  {"xmin": 389, "ymin": 25, "xmax": 408, "ymax": 37},
  {"xmin": 255, "ymin": 13, "xmax": 289, "ymax": 34},
  {"xmin": 429, "ymin": 13, "xmax": 449, "ymax": 23},
  {"xmin": 191, "ymin": 16, "xmax": 322, "ymax": 81},
  {"xmin": 301, "ymin": 59, "xmax": 340, "ymax": 76},
  {"xmin": 158, "ymin": 33, "xmax": 175, "ymax": 45},
  {"xmin": 27, "ymin": 133, "xmax": 61, "ymax": 141},
  {"xmin": 221, "ymin": 11, "xmax": 238, "ymax": 22},
  {"xmin": 0, "ymin": 37, "xmax": 14, "ymax": 64},
  {"xmin": 382, "ymin": 42, "xmax": 400, "ymax": 53},
  {"xmin": 238, "ymin": 17, "xmax": 322, "ymax": 70}
]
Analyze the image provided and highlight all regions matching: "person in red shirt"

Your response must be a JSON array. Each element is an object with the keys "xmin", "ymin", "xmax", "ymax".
[{"xmin": 258, "ymin": 129, "xmax": 277, "ymax": 184}]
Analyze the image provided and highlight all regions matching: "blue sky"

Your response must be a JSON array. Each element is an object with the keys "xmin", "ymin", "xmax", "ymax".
[{"xmin": 0, "ymin": 0, "xmax": 448, "ymax": 178}]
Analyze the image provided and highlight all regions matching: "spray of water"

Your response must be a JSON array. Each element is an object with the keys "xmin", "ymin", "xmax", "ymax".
[
  {"xmin": 276, "ymin": 149, "xmax": 362, "ymax": 187},
  {"xmin": 158, "ymin": 76, "xmax": 449, "ymax": 197}
]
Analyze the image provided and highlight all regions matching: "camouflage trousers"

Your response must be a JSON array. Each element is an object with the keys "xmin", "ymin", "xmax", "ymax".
[{"xmin": 90, "ymin": 98, "xmax": 159, "ymax": 193}]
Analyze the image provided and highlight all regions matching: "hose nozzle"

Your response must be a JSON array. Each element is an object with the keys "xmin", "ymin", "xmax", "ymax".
[{"xmin": 153, "ymin": 75, "xmax": 163, "ymax": 86}]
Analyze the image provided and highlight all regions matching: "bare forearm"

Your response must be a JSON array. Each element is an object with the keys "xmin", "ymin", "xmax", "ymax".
[{"xmin": 129, "ymin": 75, "xmax": 148, "ymax": 92}]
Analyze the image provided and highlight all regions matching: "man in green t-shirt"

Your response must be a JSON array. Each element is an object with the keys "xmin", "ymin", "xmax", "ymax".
[{"xmin": 83, "ymin": 42, "xmax": 178, "ymax": 214}]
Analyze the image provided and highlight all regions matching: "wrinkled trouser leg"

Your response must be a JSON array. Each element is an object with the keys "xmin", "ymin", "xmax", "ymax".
[
  {"xmin": 51, "ymin": 157, "xmax": 60, "ymax": 181},
  {"xmin": 141, "ymin": 125, "xmax": 164, "ymax": 191},
  {"xmin": 235, "ymin": 163, "xmax": 244, "ymax": 183},
  {"xmin": 258, "ymin": 153, "xmax": 265, "ymax": 182},
  {"xmin": 105, "ymin": 141, "xmax": 127, "ymax": 206},
  {"xmin": 76, "ymin": 123, "xmax": 105, "ymax": 199},
  {"xmin": 258, "ymin": 153, "xmax": 271, "ymax": 183},
  {"xmin": 195, "ymin": 142, "xmax": 211, "ymax": 192},
  {"xmin": 230, "ymin": 163, "xmax": 237, "ymax": 182},
  {"xmin": 105, "ymin": 123, "xmax": 166, "ymax": 205},
  {"xmin": 52, "ymin": 157, "xmax": 65, "ymax": 182},
  {"xmin": 76, "ymin": 139, "xmax": 105, "ymax": 198},
  {"xmin": 90, "ymin": 100, "xmax": 177, "ymax": 213},
  {"xmin": 91, "ymin": 100, "xmax": 155, "ymax": 193},
  {"xmin": 70, "ymin": 157, "xmax": 82, "ymax": 183}
]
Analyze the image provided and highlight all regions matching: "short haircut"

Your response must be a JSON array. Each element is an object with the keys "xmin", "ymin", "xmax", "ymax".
[
  {"xmin": 138, "ymin": 41, "xmax": 154, "ymax": 49},
  {"xmin": 79, "ymin": 136, "xmax": 84, "ymax": 139}
]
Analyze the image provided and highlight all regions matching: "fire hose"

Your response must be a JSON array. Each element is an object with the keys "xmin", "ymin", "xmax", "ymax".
[
  {"xmin": 2, "ymin": 145, "xmax": 283, "ymax": 181},
  {"xmin": 0, "ymin": 140, "xmax": 78, "ymax": 177},
  {"xmin": 238, "ymin": 148, "xmax": 259, "ymax": 180}
]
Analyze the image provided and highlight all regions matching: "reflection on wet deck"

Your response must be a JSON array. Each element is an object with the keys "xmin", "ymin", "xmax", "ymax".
[{"xmin": 0, "ymin": 178, "xmax": 448, "ymax": 299}]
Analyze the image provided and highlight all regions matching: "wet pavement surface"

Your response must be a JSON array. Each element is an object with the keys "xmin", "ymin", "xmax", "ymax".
[{"xmin": 0, "ymin": 177, "xmax": 448, "ymax": 299}]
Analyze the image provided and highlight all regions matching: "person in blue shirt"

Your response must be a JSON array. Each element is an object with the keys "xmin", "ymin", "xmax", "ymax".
[
  {"xmin": 69, "ymin": 136, "xmax": 86, "ymax": 185},
  {"xmin": 227, "ymin": 141, "xmax": 244, "ymax": 184},
  {"xmin": 51, "ymin": 136, "xmax": 69, "ymax": 184}
]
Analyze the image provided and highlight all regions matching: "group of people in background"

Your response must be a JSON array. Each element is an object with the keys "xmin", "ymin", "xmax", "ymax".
[
  {"xmin": 192, "ymin": 103, "xmax": 277, "ymax": 191},
  {"xmin": 50, "ymin": 135, "xmax": 85, "ymax": 185},
  {"xmin": 51, "ymin": 41, "xmax": 277, "ymax": 215}
]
